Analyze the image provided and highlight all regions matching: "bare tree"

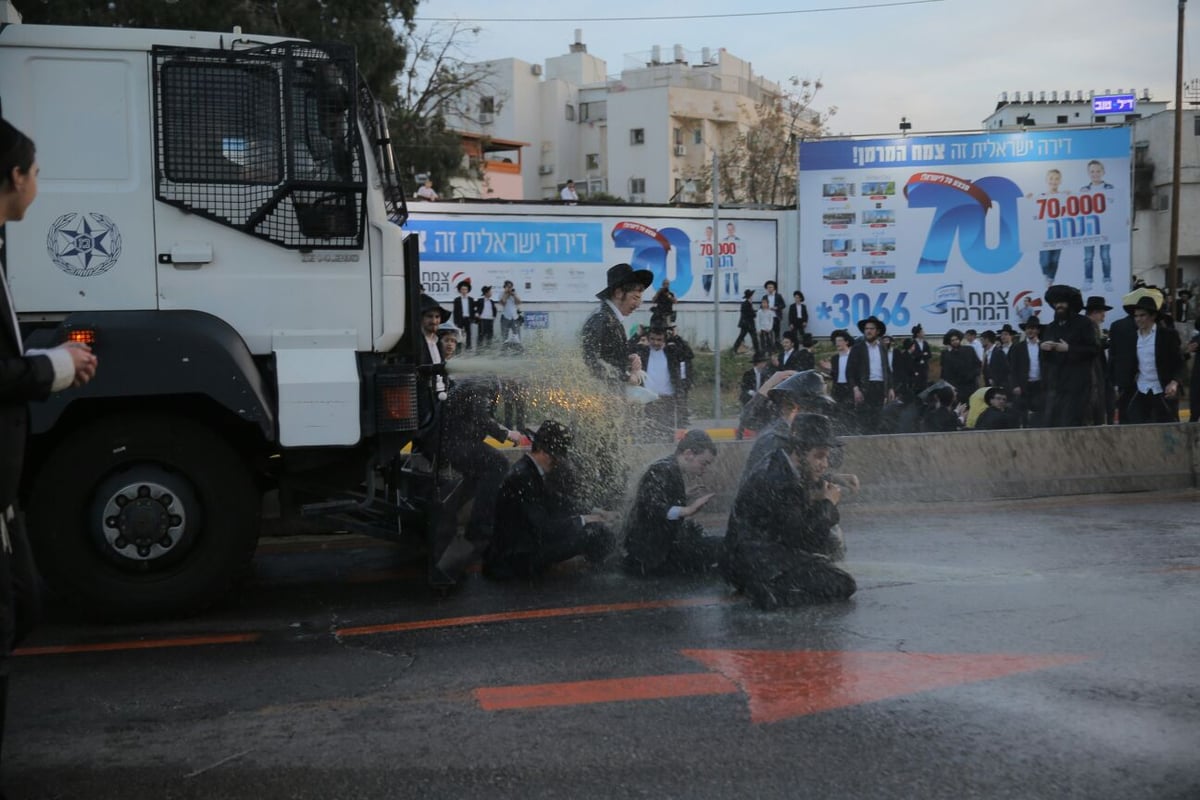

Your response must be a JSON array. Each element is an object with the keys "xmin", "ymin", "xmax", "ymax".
[
  {"xmin": 389, "ymin": 21, "xmax": 506, "ymax": 197},
  {"xmin": 704, "ymin": 77, "xmax": 835, "ymax": 207}
]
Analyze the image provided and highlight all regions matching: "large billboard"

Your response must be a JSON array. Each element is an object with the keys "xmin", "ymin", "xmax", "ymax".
[
  {"xmin": 798, "ymin": 128, "xmax": 1132, "ymax": 335},
  {"xmin": 405, "ymin": 212, "xmax": 778, "ymax": 304}
]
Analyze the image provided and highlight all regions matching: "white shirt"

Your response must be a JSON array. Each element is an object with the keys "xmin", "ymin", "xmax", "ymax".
[
  {"xmin": 502, "ymin": 293, "xmax": 520, "ymax": 320},
  {"xmin": 969, "ymin": 339, "xmax": 984, "ymax": 362},
  {"xmin": 456, "ymin": 295, "xmax": 472, "ymax": 318},
  {"xmin": 560, "ymin": 185, "xmax": 578, "ymax": 202},
  {"xmin": 478, "ymin": 297, "xmax": 495, "ymax": 319},
  {"xmin": 416, "ymin": 185, "xmax": 439, "ymax": 201},
  {"xmin": 1135, "ymin": 326, "xmax": 1162, "ymax": 393},
  {"xmin": 644, "ymin": 347, "xmax": 674, "ymax": 396},
  {"xmin": 836, "ymin": 352, "xmax": 849, "ymax": 384},
  {"xmin": 424, "ymin": 332, "xmax": 445, "ymax": 394},
  {"xmin": 1026, "ymin": 340, "xmax": 1041, "ymax": 381},
  {"xmin": 866, "ymin": 341, "xmax": 884, "ymax": 381}
]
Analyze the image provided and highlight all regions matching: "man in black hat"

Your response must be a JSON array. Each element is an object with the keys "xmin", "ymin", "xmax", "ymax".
[
  {"xmin": 909, "ymin": 324, "xmax": 931, "ymax": 388},
  {"xmin": 633, "ymin": 324, "xmax": 687, "ymax": 437},
  {"xmin": 741, "ymin": 370, "xmax": 835, "ymax": 478},
  {"xmin": 452, "ymin": 279, "xmax": 474, "ymax": 351},
  {"xmin": 399, "ymin": 294, "xmax": 451, "ymax": 427},
  {"xmin": 1040, "ymin": 285, "xmax": 1097, "ymax": 428},
  {"xmin": 1083, "ymin": 295, "xmax": 1114, "ymax": 425},
  {"xmin": 846, "ymin": 315, "xmax": 892, "ymax": 432},
  {"xmin": 764, "ymin": 279, "xmax": 786, "ymax": 342},
  {"xmin": 622, "ymin": 430, "xmax": 720, "ymax": 576},
  {"xmin": 1008, "ymin": 316, "xmax": 1046, "ymax": 427},
  {"xmin": 939, "ymin": 328, "xmax": 980, "ymax": 410},
  {"xmin": 732, "ymin": 288, "xmax": 758, "ymax": 355},
  {"xmin": 1109, "ymin": 295, "xmax": 1183, "ymax": 424},
  {"xmin": 739, "ymin": 351, "xmax": 773, "ymax": 406},
  {"xmin": 475, "ymin": 285, "xmax": 497, "ymax": 348},
  {"xmin": 722, "ymin": 414, "xmax": 857, "ymax": 610},
  {"xmin": 483, "ymin": 420, "xmax": 616, "ymax": 579},
  {"xmin": 975, "ymin": 386, "xmax": 1017, "ymax": 430},
  {"xmin": 581, "ymin": 263, "xmax": 653, "ymax": 391},
  {"xmin": 980, "ymin": 330, "xmax": 1009, "ymax": 390}
]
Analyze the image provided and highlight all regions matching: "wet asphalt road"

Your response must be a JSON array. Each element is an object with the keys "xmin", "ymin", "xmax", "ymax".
[{"xmin": 5, "ymin": 490, "xmax": 1200, "ymax": 800}]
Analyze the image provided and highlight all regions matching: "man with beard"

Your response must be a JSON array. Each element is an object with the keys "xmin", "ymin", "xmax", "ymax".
[
  {"xmin": 1040, "ymin": 284, "xmax": 1097, "ymax": 428},
  {"xmin": 1083, "ymin": 295, "xmax": 1114, "ymax": 425},
  {"xmin": 622, "ymin": 430, "xmax": 719, "ymax": 576},
  {"xmin": 581, "ymin": 263, "xmax": 653, "ymax": 392},
  {"xmin": 1110, "ymin": 294, "xmax": 1183, "ymax": 424},
  {"xmin": 939, "ymin": 329, "xmax": 980, "ymax": 407},
  {"xmin": 846, "ymin": 315, "xmax": 893, "ymax": 433}
]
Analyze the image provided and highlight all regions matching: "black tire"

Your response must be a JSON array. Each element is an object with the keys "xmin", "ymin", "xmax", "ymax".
[{"xmin": 27, "ymin": 414, "xmax": 260, "ymax": 620}]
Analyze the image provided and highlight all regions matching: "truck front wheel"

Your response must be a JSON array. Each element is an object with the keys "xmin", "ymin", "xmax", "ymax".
[{"xmin": 27, "ymin": 415, "xmax": 260, "ymax": 619}]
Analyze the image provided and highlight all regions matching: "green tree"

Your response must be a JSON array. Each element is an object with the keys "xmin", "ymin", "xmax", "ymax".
[{"xmin": 15, "ymin": 0, "xmax": 416, "ymax": 106}]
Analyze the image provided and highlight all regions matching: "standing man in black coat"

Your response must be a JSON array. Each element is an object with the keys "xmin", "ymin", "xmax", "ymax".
[
  {"xmin": 787, "ymin": 291, "xmax": 809, "ymax": 338},
  {"xmin": 633, "ymin": 324, "xmax": 687, "ymax": 436},
  {"xmin": 452, "ymin": 279, "xmax": 474, "ymax": 351},
  {"xmin": 483, "ymin": 421, "xmax": 616, "ymax": 580},
  {"xmin": 764, "ymin": 280, "xmax": 787, "ymax": 343},
  {"xmin": 732, "ymin": 288, "xmax": 758, "ymax": 355},
  {"xmin": 939, "ymin": 329, "xmax": 980, "ymax": 410},
  {"xmin": 474, "ymin": 285, "xmax": 498, "ymax": 349},
  {"xmin": 845, "ymin": 315, "xmax": 893, "ymax": 433},
  {"xmin": 398, "ymin": 294, "xmax": 450, "ymax": 430},
  {"xmin": 1109, "ymin": 295, "xmax": 1184, "ymax": 424},
  {"xmin": 1040, "ymin": 285, "xmax": 1098, "ymax": 428},
  {"xmin": 581, "ymin": 263, "xmax": 653, "ymax": 392},
  {"xmin": 1007, "ymin": 317, "xmax": 1046, "ymax": 427},
  {"xmin": 1, "ymin": 117, "xmax": 99, "ymax": 783},
  {"xmin": 980, "ymin": 330, "xmax": 1010, "ymax": 390},
  {"xmin": 909, "ymin": 324, "xmax": 932, "ymax": 389},
  {"xmin": 623, "ymin": 430, "xmax": 719, "ymax": 576}
]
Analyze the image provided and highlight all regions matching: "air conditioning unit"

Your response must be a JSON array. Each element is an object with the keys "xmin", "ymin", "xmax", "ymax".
[
  {"xmin": 479, "ymin": 112, "xmax": 494, "ymax": 124},
  {"xmin": 538, "ymin": 164, "xmax": 554, "ymax": 175},
  {"xmin": 673, "ymin": 145, "xmax": 687, "ymax": 157}
]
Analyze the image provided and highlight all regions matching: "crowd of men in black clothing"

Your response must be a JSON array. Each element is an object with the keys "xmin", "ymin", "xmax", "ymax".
[{"xmin": 740, "ymin": 283, "xmax": 1196, "ymax": 437}]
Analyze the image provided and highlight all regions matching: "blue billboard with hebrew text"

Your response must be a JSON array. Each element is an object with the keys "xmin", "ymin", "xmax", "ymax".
[{"xmin": 798, "ymin": 127, "xmax": 1132, "ymax": 335}]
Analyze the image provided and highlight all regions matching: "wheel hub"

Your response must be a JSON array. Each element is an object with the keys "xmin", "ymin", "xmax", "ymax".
[{"xmin": 102, "ymin": 483, "xmax": 186, "ymax": 561}]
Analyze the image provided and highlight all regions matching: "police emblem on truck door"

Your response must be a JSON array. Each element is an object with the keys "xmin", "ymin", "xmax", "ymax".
[{"xmin": 46, "ymin": 212, "xmax": 123, "ymax": 277}]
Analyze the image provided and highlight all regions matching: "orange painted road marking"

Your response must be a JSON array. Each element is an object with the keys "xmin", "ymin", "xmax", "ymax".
[
  {"xmin": 478, "ymin": 648, "xmax": 1090, "ymax": 723},
  {"xmin": 335, "ymin": 595, "xmax": 729, "ymax": 638},
  {"xmin": 476, "ymin": 673, "xmax": 738, "ymax": 711},
  {"xmin": 14, "ymin": 632, "xmax": 262, "ymax": 657}
]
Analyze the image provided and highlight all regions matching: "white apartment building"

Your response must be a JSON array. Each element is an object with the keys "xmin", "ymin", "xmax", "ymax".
[
  {"xmin": 982, "ymin": 88, "xmax": 1166, "ymax": 130},
  {"xmin": 444, "ymin": 32, "xmax": 799, "ymax": 204}
]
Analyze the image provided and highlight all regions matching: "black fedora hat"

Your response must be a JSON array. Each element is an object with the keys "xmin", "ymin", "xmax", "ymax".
[
  {"xmin": 1045, "ymin": 284, "xmax": 1083, "ymax": 313},
  {"xmin": 418, "ymin": 293, "xmax": 450, "ymax": 323},
  {"xmin": 998, "ymin": 323, "xmax": 1018, "ymax": 336},
  {"xmin": 1084, "ymin": 295, "xmax": 1112, "ymax": 312},
  {"xmin": 769, "ymin": 370, "xmax": 834, "ymax": 407},
  {"xmin": 596, "ymin": 262, "xmax": 653, "ymax": 300},
  {"xmin": 857, "ymin": 315, "xmax": 887, "ymax": 336},
  {"xmin": 531, "ymin": 419, "xmax": 574, "ymax": 459},
  {"xmin": 786, "ymin": 413, "xmax": 841, "ymax": 452},
  {"xmin": 1128, "ymin": 296, "xmax": 1160, "ymax": 317},
  {"xmin": 1122, "ymin": 286, "xmax": 1163, "ymax": 316},
  {"xmin": 1019, "ymin": 316, "xmax": 1042, "ymax": 330}
]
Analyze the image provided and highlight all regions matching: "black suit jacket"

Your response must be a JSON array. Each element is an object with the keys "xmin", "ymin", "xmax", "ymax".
[
  {"xmin": 983, "ymin": 346, "xmax": 1010, "ymax": 389},
  {"xmin": 740, "ymin": 366, "xmax": 772, "ymax": 404},
  {"xmin": 452, "ymin": 294, "xmax": 474, "ymax": 329},
  {"xmin": 787, "ymin": 302, "xmax": 808, "ymax": 333},
  {"xmin": 623, "ymin": 456, "xmax": 688, "ymax": 570},
  {"xmin": 486, "ymin": 455, "xmax": 583, "ymax": 567},
  {"xmin": 634, "ymin": 343, "xmax": 685, "ymax": 395},
  {"xmin": 1110, "ymin": 318, "xmax": 1184, "ymax": 396},
  {"xmin": 581, "ymin": 302, "xmax": 631, "ymax": 388},
  {"xmin": 846, "ymin": 340, "xmax": 891, "ymax": 393},
  {"xmin": 778, "ymin": 348, "xmax": 813, "ymax": 372},
  {"xmin": 0, "ymin": 273, "xmax": 54, "ymax": 510},
  {"xmin": 1007, "ymin": 340, "xmax": 1043, "ymax": 394}
]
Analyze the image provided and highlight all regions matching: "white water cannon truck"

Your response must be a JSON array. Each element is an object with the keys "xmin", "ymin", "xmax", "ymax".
[{"xmin": 0, "ymin": 12, "xmax": 452, "ymax": 618}]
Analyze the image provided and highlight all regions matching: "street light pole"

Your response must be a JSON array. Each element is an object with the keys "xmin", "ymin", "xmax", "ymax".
[
  {"xmin": 1169, "ymin": 0, "xmax": 1187, "ymax": 300},
  {"xmin": 711, "ymin": 153, "xmax": 722, "ymax": 419}
]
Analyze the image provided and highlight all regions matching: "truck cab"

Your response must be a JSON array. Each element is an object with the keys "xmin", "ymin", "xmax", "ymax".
[{"xmin": 0, "ymin": 17, "xmax": 442, "ymax": 618}]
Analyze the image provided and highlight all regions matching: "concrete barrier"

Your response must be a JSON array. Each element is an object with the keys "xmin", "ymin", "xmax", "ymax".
[{"xmin": 612, "ymin": 423, "xmax": 1199, "ymax": 508}]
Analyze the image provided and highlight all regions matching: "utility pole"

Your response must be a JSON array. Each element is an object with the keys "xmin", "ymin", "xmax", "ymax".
[
  {"xmin": 1169, "ymin": 0, "xmax": 1187, "ymax": 300},
  {"xmin": 711, "ymin": 153, "xmax": 722, "ymax": 419}
]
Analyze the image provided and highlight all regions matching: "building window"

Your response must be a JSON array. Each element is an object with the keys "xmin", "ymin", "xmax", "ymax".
[
  {"xmin": 630, "ymin": 177, "xmax": 646, "ymax": 195},
  {"xmin": 586, "ymin": 153, "xmax": 600, "ymax": 170},
  {"xmin": 589, "ymin": 179, "xmax": 605, "ymax": 195},
  {"xmin": 693, "ymin": 128, "xmax": 703, "ymax": 145},
  {"xmin": 674, "ymin": 127, "xmax": 683, "ymax": 145},
  {"xmin": 1193, "ymin": 116, "xmax": 1200, "ymax": 136},
  {"xmin": 630, "ymin": 128, "xmax": 645, "ymax": 145},
  {"xmin": 565, "ymin": 103, "xmax": 575, "ymax": 121},
  {"xmin": 1056, "ymin": 115, "xmax": 1068, "ymax": 124},
  {"xmin": 479, "ymin": 96, "xmax": 495, "ymax": 114},
  {"xmin": 1157, "ymin": 189, "xmax": 1171, "ymax": 211},
  {"xmin": 1094, "ymin": 115, "xmax": 1106, "ymax": 123},
  {"xmin": 1124, "ymin": 113, "xmax": 1141, "ymax": 122}
]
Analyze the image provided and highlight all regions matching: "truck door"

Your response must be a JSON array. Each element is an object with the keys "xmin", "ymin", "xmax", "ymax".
[{"xmin": 0, "ymin": 44, "xmax": 159, "ymax": 311}]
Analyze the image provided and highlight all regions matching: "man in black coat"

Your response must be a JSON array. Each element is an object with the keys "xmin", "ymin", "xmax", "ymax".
[
  {"xmin": 981, "ymin": 330, "xmax": 1010, "ymax": 389},
  {"xmin": 939, "ymin": 329, "xmax": 980, "ymax": 410},
  {"xmin": 1007, "ymin": 316, "xmax": 1046, "ymax": 427},
  {"xmin": 623, "ymin": 430, "xmax": 719, "ymax": 576},
  {"xmin": 581, "ymin": 263, "xmax": 652, "ymax": 392},
  {"xmin": 909, "ymin": 324, "xmax": 932, "ymax": 388},
  {"xmin": 845, "ymin": 315, "xmax": 893, "ymax": 433},
  {"xmin": 1, "ymin": 116, "xmax": 99, "ymax": 780},
  {"xmin": 764, "ymin": 279, "xmax": 787, "ymax": 342},
  {"xmin": 452, "ymin": 280, "xmax": 474, "ymax": 351},
  {"xmin": 1109, "ymin": 294, "xmax": 1184, "ymax": 424},
  {"xmin": 732, "ymin": 288, "xmax": 758, "ymax": 355},
  {"xmin": 1040, "ymin": 284, "xmax": 1098, "ymax": 428},
  {"xmin": 398, "ymin": 294, "xmax": 450, "ymax": 432},
  {"xmin": 721, "ymin": 414, "xmax": 856, "ymax": 610},
  {"xmin": 483, "ymin": 421, "xmax": 616, "ymax": 580},
  {"xmin": 777, "ymin": 331, "xmax": 810, "ymax": 372},
  {"xmin": 975, "ymin": 386, "xmax": 1017, "ymax": 430},
  {"xmin": 633, "ymin": 325, "xmax": 688, "ymax": 436},
  {"xmin": 787, "ymin": 291, "xmax": 808, "ymax": 338}
]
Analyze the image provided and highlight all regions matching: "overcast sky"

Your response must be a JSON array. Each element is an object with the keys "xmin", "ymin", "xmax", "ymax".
[{"xmin": 412, "ymin": 0, "xmax": 1194, "ymax": 137}]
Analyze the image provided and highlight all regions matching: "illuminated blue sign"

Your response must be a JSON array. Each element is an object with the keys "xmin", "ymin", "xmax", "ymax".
[{"xmin": 1091, "ymin": 94, "xmax": 1136, "ymax": 115}]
